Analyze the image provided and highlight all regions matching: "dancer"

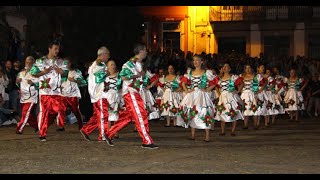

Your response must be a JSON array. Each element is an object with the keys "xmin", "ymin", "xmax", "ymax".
[
  {"xmin": 79, "ymin": 47, "xmax": 110, "ymax": 141},
  {"xmin": 283, "ymin": 68, "xmax": 308, "ymax": 122},
  {"xmin": 159, "ymin": 65, "xmax": 182, "ymax": 127},
  {"xmin": 272, "ymin": 66, "xmax": 286, "ymax": 124},
  {"xmin": 30, "ymin": 41, "xmax": 67, "ymax": 141},
  {"xmin": 254, "ymin": 64, "xmax": 268, "ymax": 129},
  {"xmin": 180, "ymin": 55, "xmax": 218, "ymax": 142},
  {"xmin": 264, "ymin": 68, "xmax": 278, "ymax": 126},
  {"xmin": 239, "ymin": 64, "xmax": 259, "ymax": 129},
  {"xmin": 215, "ymin": 63, "xmax": 244, "ymax": 136},
  {"xmin": 58, "ymin": 58, "xmax": 87, "ymax": 130},
  {"xmin": 105, "ymin": 43, "xmax": 158, "ymax": 149},
  {"xmin": 139, "ymin": 64, "xmax": 159, "ymax": 120},
  {"xmin": 16, "ymin": 56, "xmax": 39, "ymax": 134},
  {"xmin": 105, "ymin": 60, "xmax": 122, "ymax": 138}
]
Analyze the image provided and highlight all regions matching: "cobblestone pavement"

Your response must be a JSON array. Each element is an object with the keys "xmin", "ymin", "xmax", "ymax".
[{"xmin": 0, "ymin": 117, "xmax": 319, "ymax": 174}]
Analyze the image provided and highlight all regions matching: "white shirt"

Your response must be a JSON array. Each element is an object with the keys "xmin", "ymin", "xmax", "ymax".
[
  {"xmin": 31, "ymin": 57, "xmax": 67, "ymax": 96},
  {"xmin": 18, "ymin": 69, "xmax": 39, "ymax": 103},
  {"xmin": 61, "ymin": 69, "xmax": 85, "ymax": 98},
  {"xmin": 119, "ymin": 60, "xmax": 142, "ymax": 95},
  {"xmin": 87, "ymin": 61, "xmax": 108, "ymax": 103}
]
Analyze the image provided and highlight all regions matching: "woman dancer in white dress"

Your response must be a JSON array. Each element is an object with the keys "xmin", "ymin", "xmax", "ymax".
[
  {"xmin": 283, "ymin": 68, "xmax": 308, "ymax": 122},
  {"xmin": 239, "ymin": 64, "xmax": 259, "ymax": 129},
  {"xmin": 155, "ymin": 68, "xmax": 165, "ymax": 116},
  {"xmin": 255, "ymin": 65, "xmax": 268, "ymax": 129},
  {"xmin": 105, "ymin": 60, "xmax": 121, "ymax": 138},
  {"xmin": 180, "ymin": 55, "xmax": 218, "ymax": 142},
  {"xmin": 159, "ymin": 65, "xmax": 182, "ymax": 127},
  {"xmin": 272, "ymin": 66, "xmax": 286, "ymax": 124},
  {"xmin": 139, "ymin": 65, "xmax": 159, "ymax": 120},
  {"xmin": 210, "ymin": 67, "xmax": 220, "ymax": 130},
  {"xmin": 264, "ymin": 68, "xmax": 279, "ymax": 126},
  {"xmin": 215, "ymin": 63, "xmax": 244, "ymax": 136}
]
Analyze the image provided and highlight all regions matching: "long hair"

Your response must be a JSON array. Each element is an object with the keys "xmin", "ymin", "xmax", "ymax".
[
  {"xmin": 165, "ymin": 64, "xmax": 176, "ymax": 76},
  {"xmin": 243, "ymin": 64, "xmax": 253, "ymax": 75},
  {"xmin": 106, "ymin": 60, "xmax": 118, "ymax": 74}
]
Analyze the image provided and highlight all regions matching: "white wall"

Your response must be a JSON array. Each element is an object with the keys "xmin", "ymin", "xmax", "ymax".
[
  {"xmin": 250, "ymin": 24, "xmax": 261, "ymax": 57},
  {"xmin": 294, "ymin": 22, "xmax": 305, "ymax": 58},
  {"xmin": 6, "ymin": 15, "xmax": 27, "ymax": 34}
]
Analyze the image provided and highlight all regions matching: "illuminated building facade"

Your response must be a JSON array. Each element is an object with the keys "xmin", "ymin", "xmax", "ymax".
[{"xmin": 140, "ymin": 6, "xmax": 320, "ymax": 59}]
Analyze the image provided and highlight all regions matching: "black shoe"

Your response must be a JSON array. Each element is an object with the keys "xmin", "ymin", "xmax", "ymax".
[
  {"xmin": 219, "ymin": 132, "xmax": 226, "ymax": 136},
  {"xmin": 242, "ymin": 126, "xmax": 248, "ymax": 130},
  {"xmin": 114, "ymin": 134, "xmax": 120, "ymax": 139},
  {"xmin": 56, "ymin": 127, "xmax": 65, "ymax": 132},
  {"xmin": 39, "ymin": 137, "xmax": 46, "ymax": 142},
  {"xmin": 80, "ymin": 130, "xmax": 90, "ymax": 141},
  {"xmin": 106, "ymin": 137, "xmax": 114, "ymax": 146},
  {"xmin": 141, "ymin": 144, "xmax": 158, "ymax": 149},
  {"xmin": 231, "ymin": 133, "xmax": 236, "ymax": 136},
  {"xmin": 16, "ymin": 130, "xmax": 23, "ymax": 135}
]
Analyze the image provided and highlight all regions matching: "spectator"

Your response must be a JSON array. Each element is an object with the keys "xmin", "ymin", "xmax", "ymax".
[
  {"xmin": 13, "ymin": 60, "xmax": 22, "ymax": 72},
  {"xmin": 0, "ymin": 94, "xmax": 15, "ymax": 126},
  {"xmin": 4, "ymin": 60, "xmax": 20, "ymax": 120},
  {"xmin": 20, "ymin": 25, "xmax": 28, "ymax": 41},
  {"xmin": 306, "ymin": 73, "xmax": 320, "ymax": 117},
  {"xmin": 0, "ymin": 66, "xmax": 9, "ymax": 106},
  {"xmin": 16, "ymin": 40, "xmax": 29, "ymax": 62}
]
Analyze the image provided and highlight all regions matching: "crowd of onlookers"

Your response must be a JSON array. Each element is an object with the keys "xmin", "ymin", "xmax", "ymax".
[{"xmin": 144, "ymin": 49, "xmax": 320, "ymax": 79}]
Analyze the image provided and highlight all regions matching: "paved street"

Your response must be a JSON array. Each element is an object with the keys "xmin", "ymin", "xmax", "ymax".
[{"xmin": 0, "ymin": 117, "xmax": 319, "ymax": 174}]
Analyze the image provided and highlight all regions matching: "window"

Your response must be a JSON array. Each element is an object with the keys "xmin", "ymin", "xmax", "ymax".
[
  {"xmin": 163, "ymin": 22, "xmax": 180, "ymax": 31},
  {"xmin": 162, "ymin": 22, "xmax": 181, "ymax": 53},
  {"xmin": 223, "ymin": 6, "xmax": 230, "ymax": 10},
  {"xmin": 234, "ymin": 6, "xmax": 241, "ymax": 10}
]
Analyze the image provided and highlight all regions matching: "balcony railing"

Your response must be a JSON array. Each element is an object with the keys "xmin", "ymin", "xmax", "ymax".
[{"xmin": 210, "ymin": 6, "xmax": 320, "ymax": 22}]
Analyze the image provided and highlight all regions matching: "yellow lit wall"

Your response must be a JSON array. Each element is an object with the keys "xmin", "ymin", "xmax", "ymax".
[
  {"xmin": 187, "ymin": 6, "xmax": 217, "ymax": 54},
  {"xmin": 140, "ymin": 6, "xmax": 218, "ymax": 54}
]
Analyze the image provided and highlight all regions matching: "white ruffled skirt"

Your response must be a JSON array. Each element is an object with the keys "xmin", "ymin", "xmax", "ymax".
[
  {"xmin": 179, "ymin": 88, "xmax": 215, "ymax": 129},
  {"xmin": 139, "ymin": 88, "xmax": 160, "ymax": 120},
  {"xmin": 284, "ymin": 89, "xmax": 304, "ymax": 111},
  {"xmin": 105, "ymin": 89, "xmax": 121, "ymax": 121},
  {"xmin": 240, "ymin": 90, "xmax": 257, "ymax": 116},
  {"xmin": 215, "ymin": 91, "xmax": 244, "ymax": 122}
]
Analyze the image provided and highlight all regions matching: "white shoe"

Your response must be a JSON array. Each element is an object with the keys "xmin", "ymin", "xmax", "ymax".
[
  {"xmin": 2, "ymin": 120, "xmax": 12, "ymax": 126},
  {"xmin": 11, "ymin": 119, "xmax": 17, "ymax": 124}
]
